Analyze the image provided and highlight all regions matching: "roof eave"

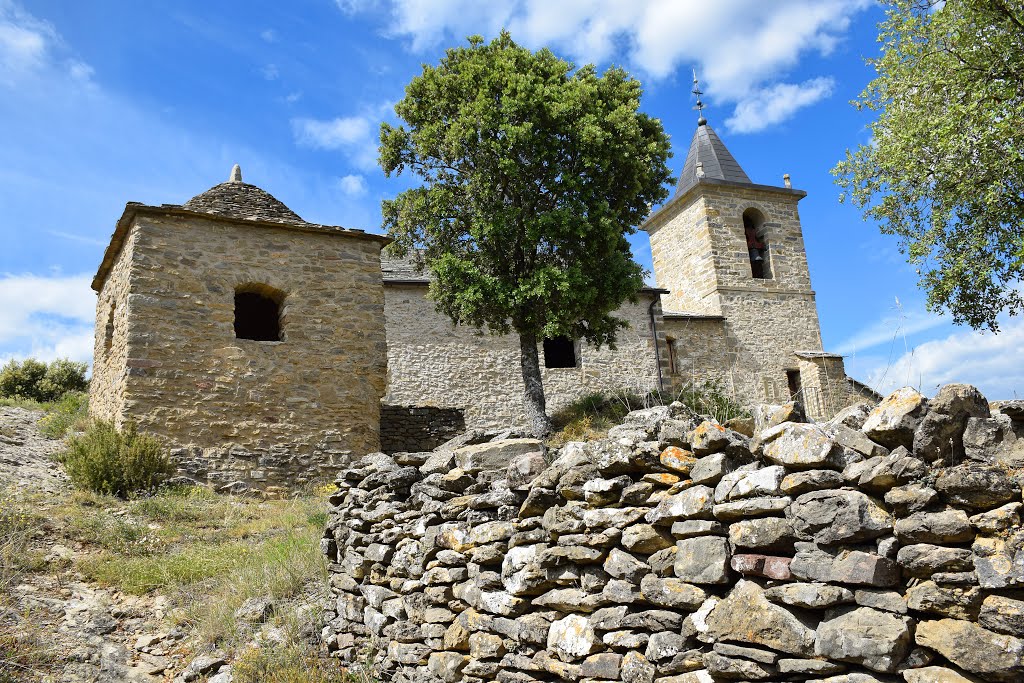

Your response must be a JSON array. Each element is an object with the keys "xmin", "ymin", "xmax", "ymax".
[
  {"xmin": 641, "ymin": 178, "xmax": 808, "ymax": 233},
  {"xmin": 92, "ymin": 203, "xmax": 391, "ymax": 292}
]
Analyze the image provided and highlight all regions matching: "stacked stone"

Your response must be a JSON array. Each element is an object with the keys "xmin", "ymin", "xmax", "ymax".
[{"xmin": 322, "ymin": 384, "xmax": 1024, "ymax": 683}]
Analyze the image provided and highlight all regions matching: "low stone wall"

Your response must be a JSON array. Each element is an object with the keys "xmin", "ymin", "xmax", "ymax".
[
  {"xmin": 381, "ymin": 405, "xmax": 467, "ymax": 454},
  {"xmin": 321, "ymin": 384, "xmax": 1024, "ymax": 683}
]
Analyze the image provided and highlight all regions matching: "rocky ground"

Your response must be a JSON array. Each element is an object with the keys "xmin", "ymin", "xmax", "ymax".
[
  {"xmin": 0, "ymin": 407, "xmax": 193, "ymax": 682},
  {"xmin": 0, "ymin": 407, "xmax": 329, "ymax": 683}
]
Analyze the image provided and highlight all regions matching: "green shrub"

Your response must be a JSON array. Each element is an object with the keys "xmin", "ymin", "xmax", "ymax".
[
  {"xmin": 38, "ymin": 391, "xmax": 89, "ymax": 439},
  {"xmin": 0, "ymin": 358, "xmax": 88, "ymax": 403},
  {"xmin": 57, "ymin": 421, "xmax": 173, "ymax": 497}
]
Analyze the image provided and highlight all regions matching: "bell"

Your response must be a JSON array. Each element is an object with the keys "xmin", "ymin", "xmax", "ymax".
[{"xmin": 752, "ymin": 252, "xmax": 764, "ymax": 262}]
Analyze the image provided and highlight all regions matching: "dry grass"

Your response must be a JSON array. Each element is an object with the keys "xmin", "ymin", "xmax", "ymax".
[{"xmin": 0, "ymin": 483, "xmax": 342, "ymax": 680}]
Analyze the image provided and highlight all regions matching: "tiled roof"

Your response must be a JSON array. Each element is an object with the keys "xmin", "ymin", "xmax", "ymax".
[
  {"xmin": 674, "ymin": 122, "xmax": 752, "ymax": 197},
  {"xmin": 381, "ymin": 251, "xmax": 429, "ymax": 282},
  {"xmin": 183, "ymin": 181, "xmax": 307, "ymax": 225}
]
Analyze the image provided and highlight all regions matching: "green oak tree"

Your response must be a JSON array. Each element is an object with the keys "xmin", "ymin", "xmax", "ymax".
[
  {"xmin": 379, "ymin": 32, "xmax": 672, "ymax": 436},
  {"xmin": 833, "ymin": 0, "xmax": 1024, "ymax": 331}
]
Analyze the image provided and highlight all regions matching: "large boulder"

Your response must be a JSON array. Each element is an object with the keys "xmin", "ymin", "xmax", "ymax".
[
  {"xmin": 705, "ymin": 580, "xmax": 816, "ymax": 656},
  {"xmin": 763, "ymin": 423, "xmax": 846, "ymax": 469},
  {"xmin": 916, "ymin": 618, "xmax": 1024, "ymax": 682},
  {"xmin": 913, "ymin": 384, "xmax": 990, "ymax": 464},
  {"xmin": 790, "ymin": 489, "xmax": 892, "ymax": 545},
  {"xmin": 815, "ymin": 606, "xmax": 913, "ymax": 673},
  {"xmin": 862, "ymin": 387, "xmax": 929, "ymax": 449},
  {"xmin": 454, "ymin": 439, "xmax": 544, "ymax": 474},
  {"xmin": 935, "ymin": 463, "xmax": 1019, "ymax": 510}
]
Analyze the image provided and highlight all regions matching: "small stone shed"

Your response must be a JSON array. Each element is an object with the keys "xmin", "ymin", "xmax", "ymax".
[{"xmin": 89, "ymin": 166, "xmax": 389, "ymax": 487}]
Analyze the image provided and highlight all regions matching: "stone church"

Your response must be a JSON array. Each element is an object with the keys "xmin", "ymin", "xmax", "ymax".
[{"xmin": 89, "ymin": 117, "xmax": 874, "ymax": 487}]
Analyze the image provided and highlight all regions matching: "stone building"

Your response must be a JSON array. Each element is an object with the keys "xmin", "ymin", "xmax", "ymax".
[
  {"xmin": 89, "ymin": 166, "xmax": 389, "ymax": 486},
  {"xmin": 644, "ymin": 116, "xmax": 872, "ymax": 418},
  {"xmin": 90, "ymin": 116, "xmax": 874, "ymax": 485},
  {"xmin": 381, "ymin": 116, "xmax": 875, "ymax": 448}
]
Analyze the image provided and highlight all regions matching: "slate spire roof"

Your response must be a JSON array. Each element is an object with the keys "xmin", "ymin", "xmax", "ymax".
[
  {"xmin": 674, "ymin": 119, "xmax": 752, "ymax": 197},
  {"xmin": 182, "ymin": 164, "xmax": 308, "ymax": 225}
]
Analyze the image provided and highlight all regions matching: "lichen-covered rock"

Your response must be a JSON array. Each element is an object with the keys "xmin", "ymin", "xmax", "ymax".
[
  {"xmin": 897, "ymin": 543, "xmax": 973, "ymax": 578},
  {"xmin": 639, "ymin": 575, "xmax": 707, "ymax": 610},
  {"xmin": 935, "ymin": 463, "xmax": 1019, "ymax": 510},
  {"xmin": 973, "ymin": 529, "xmax": 1024, "ymax": 589},
  {"xmin": 815, "ymin": 606, "xmax": 913, "ymax": 673},
  {"xmin": 894, "ymin": 510, "xmax": 973, "ymax": 544},
  {"xmin": 728, "ymin": 517, "xmax": 795, "ymax": 551},
  {"xmin": 913, "ymin": 383, "xmax": 990, "ymax": 464},
  {"xmin": 455, "ymin": 439, "xmax": 544, "ymax": 474},
  {"xmin": 790, "ymin": 544, "xmax": 900, "ymax": 587},
  {"xmin": 764, "ymin": 582, "xmax": 854, "ymax": 609},
  {"xmin": 763, "ymin": 423, "xmax": 845, "ymax": 469},
  {"xmin": 842, "ymin": 449, "xmax": 927, "ymax": 493},
  {"xmin": 790, "ymin": 489, "xmax": 892, "ymax": 545},
  {"xmin": 674, "ymin": 537, "xmax": 730, "ymax": 584},
  {"xmin": 915, "ymin": 618, "xmax": 1024, "ymax": 682},
  {"xmin": 906, "ymin": 581, "xmax": 983, "ymax": 620},
  {"xmin": 980, "ymin": 595, "xmax": 1024, "ymax": 637},
  {"xmin": 705, "ymin": 580, "xmax": 815, "ymax": 656},
  {"xmin": 901, "ymin": 666, "xmax": 982, "ymax": 682},
  {"xmin": 862, "ymin": 387, "xmax": 929, "ymax": 449},
  {"xmin": 621, "ymin": 523, "xmax": 674, "ymax": 554},
  {"xmin": 547, "ymin": 614, "xmax": 599, "ymax": 660},
  {"xmin": 645, "ymin": 485, "xmax": 714, "ymax": 524},
  {"xmin": 714, "ymin": 465, "xmax": 786, "ymax": 502}
]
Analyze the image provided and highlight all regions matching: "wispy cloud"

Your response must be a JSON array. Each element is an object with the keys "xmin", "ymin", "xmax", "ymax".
[
  {"xmin": 291, "ymin": 113, "xmax": 382, "ymax": 170},
  {"xmin": 47, "ymin": 231, "xmax": 107, "ymax": 247},
  {"xmin": 861, "ymin": 316, "xmax": 1024, "ymax": 400},
  {"xmin": 0, "ymin": 273, "xmax": 95, "ymax": 365},
  {"xmin": 725, "ymin": 77, "xmax": 835, "ymax": 133},
  {"xmin": 260, "ymin": 63, "xmax": 279, "ymax": 81},
  {"xmin": 342, "ymin": 0, "xmax": 871, "ymax": 131}
]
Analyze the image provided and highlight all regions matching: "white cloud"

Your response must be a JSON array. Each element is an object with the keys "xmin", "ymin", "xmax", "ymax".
[
  {"xmin": 0, "ymin": 273, "xmax": 95, "ymax": 366},
  {"xmin": 834, "ymin": 298, "xmax": 951, "ymax": 356},
  {"xmin": 350, "ymin": 0, "xmax": 871, "ymax": 131},
  {"xmin": 862, "ymin": 316, "xmax": 1024, "ymax": 400},
  {"xmin": 0, "ymin": 0, "xmax": 56, "ymax": 85},
  {"xmin": 260, "ymin": 29, "xmax": 277, "ymax": 43},
  {"xmin": 335, "ymin": 0, "xmax": 382, "ymax": 15},
  {"xmin": 338, "ymin": 174, "xmax": 368, "ymax": 197},
  {"xmin": 725, "ymin": 77, "xmax": 834, "ymax": 133},
  {"xmin": 291, "ymin": 115, "xmax": 378, "ymax": 169}
]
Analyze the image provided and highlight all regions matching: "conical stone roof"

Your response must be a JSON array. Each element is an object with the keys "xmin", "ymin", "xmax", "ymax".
[
  {"xmin": 183, "ymin": 165, "xmax": 307, "ymax": 225},
  {"xmin": 674, "ymin": 121, "xmax": 752, "ymax": 197}
]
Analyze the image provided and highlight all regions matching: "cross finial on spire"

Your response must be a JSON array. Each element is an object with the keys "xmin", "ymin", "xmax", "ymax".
[{"xmin": 692, "ymin": 69, "xmax": 707, "ymax": 126}]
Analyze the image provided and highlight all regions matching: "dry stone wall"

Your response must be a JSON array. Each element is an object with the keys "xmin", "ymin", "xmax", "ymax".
[{"xmin": 322, "ymin": 384, "xmax": 1024, "ymax": 683}]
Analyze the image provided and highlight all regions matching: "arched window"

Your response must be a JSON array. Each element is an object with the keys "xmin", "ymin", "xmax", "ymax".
[
  {"xmin": 234, "ymin": 284, "xmax": 285, "ymax": 341},
  {"xmin": 743, "ymin": 208, "xmax": 771, "ymax": 279}
]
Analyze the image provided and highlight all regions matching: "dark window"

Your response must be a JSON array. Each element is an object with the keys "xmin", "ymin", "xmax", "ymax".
[
  {"xmin": 786, "ymin": 369, "xmax": 802, "ymax": 401},
  {"xmin": 104, "ymin": 304, "xmax": 115, "ymax": 353},
  {"xmin": 234, "ymin": 286, "xmax": 283, "ymax": 341},
  {"xmin": 666, "ymin": 336, "xmax": 678, "ymax": 375},
  {"xmin": 543, "ymin": 336, "xmax": 577, "ymax": 368},
  {"xmin": 743, "ymin": 208, "xmax": 771, "ymax": 279}
]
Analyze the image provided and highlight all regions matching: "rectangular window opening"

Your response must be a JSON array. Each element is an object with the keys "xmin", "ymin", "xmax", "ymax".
[{"xmin": 543, "ymin": 336, "xmax": 578, "ymax": 369}]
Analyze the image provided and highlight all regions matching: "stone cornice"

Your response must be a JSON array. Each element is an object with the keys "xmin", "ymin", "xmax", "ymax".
[
  {"xmin": 92, "ymin": 203, "xmax": 390, "ymax": 292},
  {"xmin": 641, "ymin": 178, "xmax": 807, "ymax": 234}
]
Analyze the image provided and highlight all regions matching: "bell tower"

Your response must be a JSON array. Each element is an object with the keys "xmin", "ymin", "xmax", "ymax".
[{"xmin": 642, "ymin": 75, "xmax": 852, "ymax": 415}]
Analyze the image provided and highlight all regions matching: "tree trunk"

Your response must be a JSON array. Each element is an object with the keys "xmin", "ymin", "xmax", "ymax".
[{"xmin": 519, "ymin": 332, "xmax": 552, "ymax": 438}]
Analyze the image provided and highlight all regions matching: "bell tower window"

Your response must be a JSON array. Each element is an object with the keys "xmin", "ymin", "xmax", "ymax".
[
  {"xmin": 743, "ymin": 208, "xmax": 771, "ymax": 279},
  {"xmin": 234, "ymin": 284, "xmax": 285, "ymax": 341}
]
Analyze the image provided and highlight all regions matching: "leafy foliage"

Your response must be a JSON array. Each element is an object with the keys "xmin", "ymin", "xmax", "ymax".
[
  {"xmin": 380, "ymin": 31, "xmax": 672, "ymax": 433},
  {"xmin": 38, "ymin": 390, "xmax": 89, "ymax": 439},
  {"xmin": 57, "ymin": 421, "xmax": 173, "ymax": 497},
  {"xmin": 833, "ymin": 0, "xmax": 1024, "ymax": 331},
  {"xmin": 0, "ymin": 358, "xmax": 89, "ymax": 403}
]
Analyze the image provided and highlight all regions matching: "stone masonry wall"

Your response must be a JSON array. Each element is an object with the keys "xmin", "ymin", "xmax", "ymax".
[
  {"xmin": 90, "ymin": 227, "xmax": 138, "ymax": 424},
  {"xmin": 381, "ymin": 405, "xmax": 467, "ymax": 454},
  {"xmin": 383, "ymin": 285, "xmax": 666, "ymax": 430},
  {"xmin": 91, "ymin": 213, "xmax": 389, "ymax": 488},
  {"xmin": 322, "ymin": 384, "xmax": 1024, "ymax": 683}
]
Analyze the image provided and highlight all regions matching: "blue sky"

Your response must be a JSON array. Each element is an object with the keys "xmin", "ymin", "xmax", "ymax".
[{"xmin": 1, "ymin": 0, "xmax": 1020, "ymax": 399}]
